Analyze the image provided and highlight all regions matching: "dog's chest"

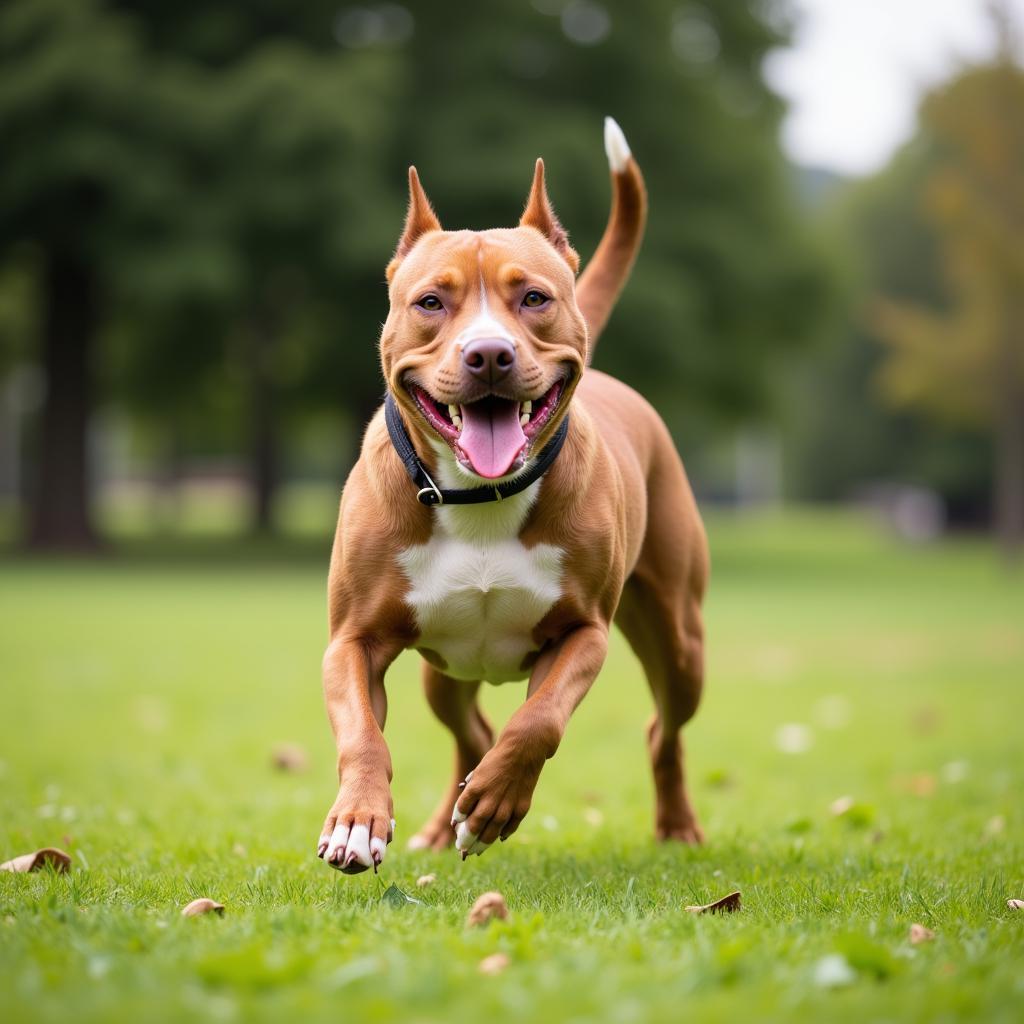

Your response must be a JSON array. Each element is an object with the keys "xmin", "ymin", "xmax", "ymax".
[{"xmin": 397, "ymin": 486, "xmax": 563, "ymax": 683}]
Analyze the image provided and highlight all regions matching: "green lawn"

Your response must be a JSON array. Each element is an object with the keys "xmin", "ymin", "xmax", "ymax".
[{"xmin": 1, "ymin": 510, "xmax": 1022, "ymax": 1023}]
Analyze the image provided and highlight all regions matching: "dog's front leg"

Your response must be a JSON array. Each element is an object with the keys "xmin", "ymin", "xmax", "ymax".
[
  {"xmin": 451, "ymin": 623, "xmax": 609, "ymax": 856},
  {"xmin": 316, "ymin": 636, "xmax": 396, "ymax": 873}
]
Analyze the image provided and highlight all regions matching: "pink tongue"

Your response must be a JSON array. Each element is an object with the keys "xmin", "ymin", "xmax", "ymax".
[{"xmin": 458, "ymin": 399, "xmax": 527, "ymax": 478}]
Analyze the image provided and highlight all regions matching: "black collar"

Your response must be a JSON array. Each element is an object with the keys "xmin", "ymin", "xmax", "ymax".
[{"xmin": 384, "ymin": 392, "xmax": 569, "ymax": 507}]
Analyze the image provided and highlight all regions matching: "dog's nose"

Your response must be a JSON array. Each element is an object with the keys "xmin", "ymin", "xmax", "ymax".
[{"xmin": 462, "ymin": 337, "xmax": 516, "ymax": 383}]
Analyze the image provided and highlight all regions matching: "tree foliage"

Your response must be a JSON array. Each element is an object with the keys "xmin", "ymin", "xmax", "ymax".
[
  {"xmin": 0, "ymin": 0, "xmax": 833, "ymax": 544},
  {"xmin": 872, "ymin": 49, "xmax": 1024, "ymax": 554}
]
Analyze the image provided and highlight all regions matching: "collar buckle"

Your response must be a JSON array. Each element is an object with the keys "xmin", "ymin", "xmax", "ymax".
[{"xmin": 416, "ymin": 466, "xmax": 444, "ymax": 506}]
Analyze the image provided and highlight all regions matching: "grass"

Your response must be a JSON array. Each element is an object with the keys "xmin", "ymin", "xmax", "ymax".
[{"xmin": 1, "ymin": 508, "xmax": 1022, "ymax": 1023}]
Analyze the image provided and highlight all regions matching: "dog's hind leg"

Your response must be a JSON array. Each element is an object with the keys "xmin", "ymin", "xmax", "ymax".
[
  {"xmin": 407, "ymin": 663, "xmax": 493, "ymax": 850},
  {"xmin": 615, "ymin": 463, "xmax": 708, "ymax": 844}
]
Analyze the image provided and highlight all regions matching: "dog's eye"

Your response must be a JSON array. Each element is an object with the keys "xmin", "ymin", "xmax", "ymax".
[
  {"xmin": 416, "ymin": 294, "xmax": 444, "ymax": 312},
  {"xmin": 522, "ymin": 290, "xmax": 550, "ymax": 308}
]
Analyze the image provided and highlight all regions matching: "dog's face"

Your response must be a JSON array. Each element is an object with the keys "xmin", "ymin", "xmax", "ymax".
[{"xmin": 380, "ymin": 162, "xmax": 588, "ymax": 480}]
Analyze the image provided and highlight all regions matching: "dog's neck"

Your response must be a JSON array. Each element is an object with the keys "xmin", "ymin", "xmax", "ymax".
[{"xmin": 427, "ymin": 439, "xmax": 540, "ymax": 543}]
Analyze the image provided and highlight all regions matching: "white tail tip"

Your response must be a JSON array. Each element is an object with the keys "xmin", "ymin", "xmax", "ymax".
[{"xmin": 604, "ymin": 116, "xmax": 631, "ymax": 174}]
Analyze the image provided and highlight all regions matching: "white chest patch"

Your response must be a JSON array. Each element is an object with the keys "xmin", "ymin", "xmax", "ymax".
[{"xmin": 397, "ymin": 458, "xmax": 563, "ymax": 683}]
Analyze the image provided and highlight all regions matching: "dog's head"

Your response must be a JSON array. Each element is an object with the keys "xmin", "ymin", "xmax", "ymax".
[{"xmin": 380, "ymin": 161, "xmax": 588, "ymax": 480}]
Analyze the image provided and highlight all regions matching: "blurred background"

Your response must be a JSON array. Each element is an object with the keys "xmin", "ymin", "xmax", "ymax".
[{"xmin": 0, "ymin": 0, "xmax": 1022, "ymax": 561}]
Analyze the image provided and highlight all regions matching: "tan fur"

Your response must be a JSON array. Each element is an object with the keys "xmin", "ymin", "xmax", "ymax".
[{"xmin": 318, "ymin": 135, "xmax": 708, "ymax": 870}]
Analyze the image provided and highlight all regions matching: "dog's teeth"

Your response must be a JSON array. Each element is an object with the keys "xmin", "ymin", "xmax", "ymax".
[
  {"xmin": 448, "ymin": 404, "xmax": 458, "ymax": 420},
  {"xmin": 452, "ymin": 415, "xmax": 462, "ymax": 430},
  {"xmin": 520, "ymin": 414, "xmax": 530, "ymax": 426},
  {"xmin": 522, "ymin": 400, "xmax": 532, "ymax": 415}
]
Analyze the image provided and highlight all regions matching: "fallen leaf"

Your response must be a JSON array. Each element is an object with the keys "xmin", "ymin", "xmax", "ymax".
[
  {"xmin": 775, "ymin": 723, "xmax": 813, "ymax": 754},
  {"xmin": 271, "ymin": 743, "xmax": 309, "ymax": 773},
  {"xmin": 830, "ymin": 796, "xmax": 854, "ymax": 816},
  {"xmin": 909, "ymin": 923, "xmax": 935, "ymax": 944},
  {"xmin": 908, "ymin": 772, "xmax": 936, "ymax": 797},
  {"xmin": 814, "ymin": 953, "xmax": 855, "ymax": 988},
  {"xmin": 381, "ymin": 883, "xmax": 422, "ymax": 908},
  {"xmin": 467, "ymin": 891, "xmax": 509, "ymax": 927},
  {"xmin": 910, "ymin": 706, "xmax": 941, "ymax": 735},
  {"xmin": 685, "ymin": 890, "xmax": 741, "ymax": 914},
  {"xmin": 181, "ymin": 898, "xmax": 224, "ymax": 917},
  {"xmin": 0, "ymin": 847, "xmax": 71, "ymax": 874},
  {"xmin": 1007, "ymin": 898, "xmax": 1024, "ymax": 911},
  {"xmin": 416, "ymin": 874, "xmax": 436, "ymax": 888},
  {"xmin": 478, "ymin": 952, "xmax": 510, "ymax": 975},
  {"xmin": 984, "ymin": 815, "xmax": 1005, "ymax": 837}
]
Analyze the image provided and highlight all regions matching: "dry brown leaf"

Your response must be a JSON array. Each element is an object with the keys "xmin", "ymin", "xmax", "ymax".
[
  {"xmin": 909, "ymin": 923, "xmax": 935, "ymax": 944},
  {"xmin": 271, "ymin": 743, "xmax": 309, "ymax": 773},
  {"xmin": 0, "ymin": 847, "xmax": 71, "ymax": 874},
  {"xmin": 1007, "ymin": 898, "xmax": 1024, "ymax": 911},
  {"xmin": 685, "ymin": 890, "xmax": 741, "ymax": 914},
  {"xmin": 910, "ymin": 706, "xmax": 941, "ymax": 734},
  {"xmin": 908, "ymin": 773, "xmax": 936, "ymax": 797},
  {"xmin": 830, "ymin": 796, "xmax": 854, "ymax": 816},
  {"xmin": 467, "ymin": 891, "xmax": 509, "ymax": 927},
  {"xmin": 181, "ymin": 898, "xmax": 225, "ymax": 917},
  {"xmin": 984, "ymin": 815, "xmax": 1005, "ymax": 837},
  {"xmin": 478, "ymin": 952, "xmax": 510, "ymax": 975},
  {"xmin": 416, "ymin": 874, "xmax": 436, "ymax": 888}
]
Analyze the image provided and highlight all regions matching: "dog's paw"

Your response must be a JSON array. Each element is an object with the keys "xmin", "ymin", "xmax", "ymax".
[
  {"xmin": 450, "ymin": 749, "xmax": 541, "ymax": 858},
  {"xmin": 317, "ymin": 785, "xmax": 394, "ymax": 874}
]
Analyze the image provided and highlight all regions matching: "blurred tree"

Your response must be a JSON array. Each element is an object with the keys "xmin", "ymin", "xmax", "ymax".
[
  {"xmin": 3, "ymin": 0, "xmax": 832, "ymax": 545},
  {"xmin": 1, "ymin": 0, "xmax": 398, "ymax": 541},
  {"xmin": 872, "ymin": 23, "xmax": 1024, "ymax": 559},
  {"xmin": 110, "ymin": 41, "xmax": 398, "ymax": 532},
  {"xmin": 0, "ymin": 0, "xmax": 197, "ymax": 547}
]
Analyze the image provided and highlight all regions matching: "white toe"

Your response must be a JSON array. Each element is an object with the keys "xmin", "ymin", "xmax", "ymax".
[
  {"xmin": 406, "ymin": 834, "xmax": 430, "ymax": 851},
  {"xmin": 370, "ymin": 836, "xmax": 387, "ymax": 864},
  {"xmin": 451, "ymin": 805, "xmax": 467, "ymax": 825},
  {"xmin": 345, "ymin": 824, "xmax": 372, "ymax": 867},
  {"xmin": 455, "ymin": 821, "xmax": 477, "ymax": 852},
  {"xmin": 325, "ymin": 822, "xmax": 350, "ymax": 862}
]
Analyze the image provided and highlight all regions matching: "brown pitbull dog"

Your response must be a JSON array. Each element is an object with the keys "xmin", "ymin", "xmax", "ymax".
[{"xmin": 317, "ymin": 119, "xmax": 708, "ymax": 873}]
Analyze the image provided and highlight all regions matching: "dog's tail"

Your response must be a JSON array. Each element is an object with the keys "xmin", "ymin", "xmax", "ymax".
[{"xmin": 576, "ymin": 117, "xmax": 648, "ymax": 359}]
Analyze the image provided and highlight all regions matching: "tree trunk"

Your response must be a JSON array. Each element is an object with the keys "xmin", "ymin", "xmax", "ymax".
[
  {"xmin": 28, "ymin": 253, "xmax": 98, "ymax": 550},
  {"xmin": 248, "ymin": 317, "xmax": 278, "ymax": 535}
]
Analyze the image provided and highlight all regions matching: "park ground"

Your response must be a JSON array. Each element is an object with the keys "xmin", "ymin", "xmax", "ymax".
[{"xmin": 1, "ymin": 507, "xmax": 1022, "ymax": 1023}]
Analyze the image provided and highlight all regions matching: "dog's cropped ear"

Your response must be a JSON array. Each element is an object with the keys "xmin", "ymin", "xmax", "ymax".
[
  {"xmin": 519, "ymin": 159, "xmax": 579, "ymax": 274},
  {"xmin": 387, "ymin": 167, "xmax": 442, "ymax": 281}
]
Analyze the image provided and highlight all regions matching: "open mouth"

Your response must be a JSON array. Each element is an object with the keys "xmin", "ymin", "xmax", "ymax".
[{"xmin": 409, "ymin": 379, "xmax": 564, "ymax": 479}]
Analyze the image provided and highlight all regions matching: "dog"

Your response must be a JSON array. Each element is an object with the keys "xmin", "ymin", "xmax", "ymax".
[{"xmin": 316, "ymin": 118, "xmax": 708, "ymax": 873}]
